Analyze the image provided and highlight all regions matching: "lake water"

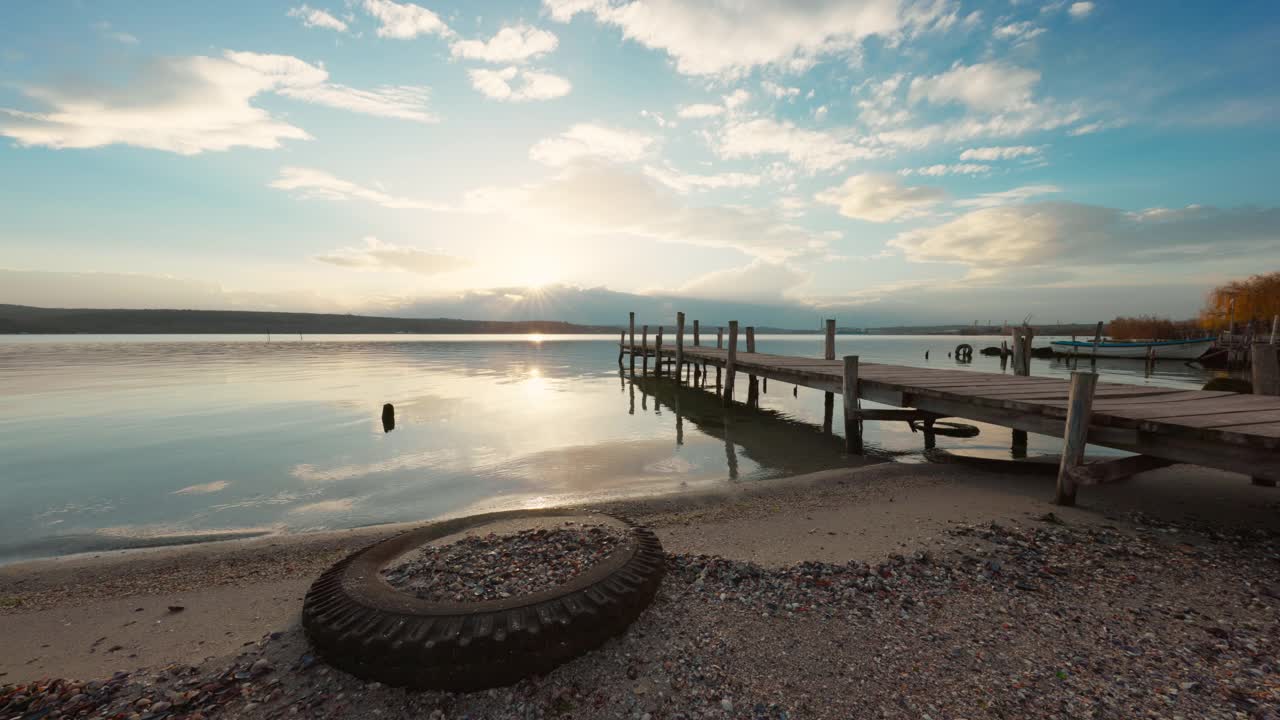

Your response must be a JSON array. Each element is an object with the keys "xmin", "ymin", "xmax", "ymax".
[{"xmin": 0, "ymin": 334, "xmax": 1220, "ymax": 563}]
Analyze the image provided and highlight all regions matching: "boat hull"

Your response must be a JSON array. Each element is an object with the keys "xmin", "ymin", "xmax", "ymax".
[{"xmin": 1050, "ymin": 338, "xmax": 1214, "ymax": 360}]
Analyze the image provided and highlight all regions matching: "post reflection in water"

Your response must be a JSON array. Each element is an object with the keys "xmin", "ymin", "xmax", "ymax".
[{"xmin": 624, "ymin": 372, "xmax": 880, "ymax": 485}]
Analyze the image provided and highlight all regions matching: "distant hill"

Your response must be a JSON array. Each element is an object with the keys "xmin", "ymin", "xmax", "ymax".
[{"xmin": 0, "ymin": 305, "xmax": 618, "ymax": 335}]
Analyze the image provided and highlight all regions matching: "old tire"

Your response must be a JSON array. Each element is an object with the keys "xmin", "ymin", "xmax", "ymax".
[{"xmin": 302, "ymin": 509, "xmax": 665, "ymax": 691}]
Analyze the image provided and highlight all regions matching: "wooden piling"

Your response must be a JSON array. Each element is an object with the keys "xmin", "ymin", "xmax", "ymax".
[
  {"xmin": 1055, "ymin": 371, "xmax": 1099, "ymax": 506},
  {"xmin": 676, "ymin": 312, "xmax": 686, "ymax": 380},
  {"xmin": 746, "ymin": 327, "xmax": 756, "ymax": 353},
  {"xmin": 717, "ymin": 328, "xmax": 724, "ymax": 350},
  {"xmin": 693, "ymin": 319, "xmax": 700, "ymax": 347},
  {"xmin": 1091, "ymin": 321, "xmax": 1103, "ymax": 367},
  {"xmin": 618, "ymin": 331, "xmax": 625, "ymax": 365},
  {"xmin": 843, "ymin": 355, "xmax": 862, "ymax": 454},
  {"xmin": 822, "ymin": 391, "xmax": 833, "ymax": 434},
  {"xmin": 629, "ymin": 312, "xmax": 636, "ymax": 371},
  {"xmin": 723, "ymin": 321, "xmax": 738, "ymax": 405},
  {"xmin": 1011, "ymin": 326, "xmax": 1032, "ymax": 451},
  {"xmin": 641, "ymin": 325, "xmax": 649, "ymax": 374},
  {"xmin": 655, "ymin": 327, "xmax": 664, "ymax": 377},
  {"xmin": 824, "ymin": 319, "xmax": 836, "ymax": 361}
]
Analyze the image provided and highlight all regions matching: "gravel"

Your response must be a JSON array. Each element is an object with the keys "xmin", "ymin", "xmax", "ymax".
[
  {"xmin": 5, "ymin": 512, "xmax": 1279, "ymax": 719},
  {"xmin": 382, "ymin": 524, "xmax": 626, "ymax": 602}
]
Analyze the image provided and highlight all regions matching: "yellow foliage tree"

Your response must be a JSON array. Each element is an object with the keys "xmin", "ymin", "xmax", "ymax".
[{"xmin": 1200, "ymin": 272, "xmax": 1280, "ymax": 332}]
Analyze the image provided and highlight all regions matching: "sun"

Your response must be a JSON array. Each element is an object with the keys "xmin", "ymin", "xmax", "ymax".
[{"xmin": 513, "ymin": 258, "xmax": 562, "ymax": 290}]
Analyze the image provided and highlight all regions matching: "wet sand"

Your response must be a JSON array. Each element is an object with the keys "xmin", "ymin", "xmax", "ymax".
[{"xmin": 3, "ymin": 460, "xmax": 1276, "ymax": 685}]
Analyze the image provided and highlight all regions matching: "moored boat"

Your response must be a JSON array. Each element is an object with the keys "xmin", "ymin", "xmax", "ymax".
[{"xmin": 1049, "ymin": 337, "xmax": 1215, "ymax": 360}]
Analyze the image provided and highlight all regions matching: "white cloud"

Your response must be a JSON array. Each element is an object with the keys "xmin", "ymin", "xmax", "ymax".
[
  {"xmin": 362, "ymin": 0, "xmax": 452, "ymax": 39},
  {"xmin": 813, "ymin": 105, "xmax": 829, "ymax": 120},
  {"xmin": 761, "ymin": 81, "xmax": 801, "ymax": 100},
  {"xmin": 640, "ymin": 109, "xmax": 675, "ymax": 128},
  {"xmin": 888, "ymin": 202, "xmax": 1280, "ymax": 268},
  {"xmin": 288, "ymin": 5, "xmax": 349, "ymax": 32},
  {"xmin": 94, "ymin": 21, "xmax": 139, "ymax": 44},
  {"xmin": 856, "ymin": 73, "xmax": 911, "ymax": 128},
  {"xmin": 0, "ymin": 51, "xmax": 438, "ymax": 154},
  {"xmin": 529, "ymin": 123, "xmax": 653, "ymax": 166},
  {"xmin": 955, "ymin": 184, "xmax": 1061, "ymax": 209},
  {"xmin": 816, "ymin": 173, "xmax": 947, "ymax": 222},
  {"xmin": 642, "ymin": 165, "xmax": 761, "ymax": 193},
  {"xmin": 723, "ymin": 89, "xmax": 752, "ymax": 109},
  {"xmin": 450, "ymin": 25, "xmax": 558, "ymax": 63},
  {"xmin": 542, "ymin": 0, "xmax": 959, "ymax": 77},
  {"xmin": 902, "ymin": 163, "xmax": 990, "ymax": 176},
  {"xmin": 677, "ymin": 103, "xmax": 725, "ymax": 119},
  {"xmin": 270, "ymin": 167, "xmax": 451, "ymax": 210},
  {"xmin": 468, "ymin": 66, "xmax": 571, "ymax": 101},
  {"xmin": 718, "ymin": 118, "xmax": 879, "ymax": 173},
  {"xmin": 908, "ymin": 61, "xmax": 1040, "ymax": 113},
  {"xmin": 1068, "ymin": 2, "xmax": 1095, "ymax": 19},
  {"xmin": 485, "ymin": 163, "xmax": 833, "ymax": 260},
  {"xmin": 872, "ymin": 104, "xmax": 1084, "ymax": 150},
  {"xmin": 678, "ymin": 259, "xmax": 807, "ymax": 303},
  {"xmin": 992, "ymin": 21, "xmax": 1044, "ymax": 43},
  {"xmin": 315, "ymin": 236, "xmax": 470, "ymax": 275},
  {"xmin": 959, "ymin": 145, "xmax": 1043, "ymax": 161}
]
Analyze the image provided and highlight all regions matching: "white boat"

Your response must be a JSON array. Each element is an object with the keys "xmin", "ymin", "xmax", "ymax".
[{"xmin": 1049, "ymin": 337, "xmax": 1215, "ymax": 360}]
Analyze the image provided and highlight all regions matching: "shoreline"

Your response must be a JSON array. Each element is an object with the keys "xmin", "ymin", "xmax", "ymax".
[{"xmin": 2, "ymin": 461, "xmax": 1280, "ymax": 712}]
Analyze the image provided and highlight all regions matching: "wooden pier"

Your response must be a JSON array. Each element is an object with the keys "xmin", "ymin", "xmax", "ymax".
[{"xmin": 620, "ymin": 315, "xmax": 1280, "ymax": 505}]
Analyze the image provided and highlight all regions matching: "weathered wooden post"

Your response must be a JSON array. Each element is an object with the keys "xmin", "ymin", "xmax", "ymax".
[
  {"xmin": 641, "ymin": 325, "xmax": 649, "ymax": 375},
  {"xmin": 843, "ymin": 355, "xmax": 862, "ymax": 454},
  {"xmin": 693, "ymin": 320, "xmax": 700, "ymax": 347},
  {"xmin": 1091, "ymin": 321, "xmax": 1103, "ymax": 367},
  {"xmin": 618, "ymin": 331, "xmax": 625, "ymax": 366},
  {"xmin": 629, "ymin": 312, "xmax": 636, "ymax": 371},
  {"xmin": 1253, "ymin": 341, "xmax": 1280, "ymax": 486},
  {"xmin": 824, "ymin": 319, "xmax": 836, "ymax": 361},
  {"xmin": 723, "ymin": 321, "xmax": 738, "ymax": 405},
  {"xmin": 717, "ymin": 327, "xmax": 724, "ymax": 349},
  {"xmin": 676, "ymin": 312, "xmax": 686, "ymax": 381},
  {"xmin": 1055, "ymin": 371, "xmax": 1099, "ymax": 506},
  {"xmin": 822, "ymin": 392, "xmax": 833, "ymax": 434},
  {"xmin": 655, "ymin": 327, "xmax": 664, "ymax": 377},
  {"xmin": 745, "ymin": 326, "xmax": 758, "ymax": 404},
  {"xmin": 745, "ymin": 327, "xmax": 756, "ymax": 353},
  {"xmin": 1271, "ymin": 315, "xmax": 1278, "ymax": 345}
]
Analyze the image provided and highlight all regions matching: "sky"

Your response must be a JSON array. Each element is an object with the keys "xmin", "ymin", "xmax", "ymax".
[{"xmin": 1, "ymin": 0, "xmax": 1278, "ymax": 327}]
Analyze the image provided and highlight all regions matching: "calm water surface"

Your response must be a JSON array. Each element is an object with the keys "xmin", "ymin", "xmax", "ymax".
[{"xmin": 0, "ymin": 334, "xmax": 1219, "ymax": 562}]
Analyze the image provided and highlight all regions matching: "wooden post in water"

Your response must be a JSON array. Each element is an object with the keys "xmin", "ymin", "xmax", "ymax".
[
  {"xmin": 822, "ymin": 392, "xmax": 833, "ymax": 434},
  {"xmin": 745, "ymin": 327, "xmax": 755, "ymax": 353},
  {"xmin": 641, "ymin": 325, "xmax": 649, "ymax": 375},
  {"xmin": 1091, "ymin": 321, "xmax": 1103, "ymax": 368},
  {"xmin": 723, "ymin": 321, "xmax": 738, "ymax": 405},
  {"xmin": 655, "ymin": 327, "xmax": 664, "ymax": 377},
  {"xmin": 745, "ymin": 326, "xmax": 759, "ymax": 407},
  {"xmin": 628, "ymin": 313, "xmax": 636, "ymax": 373},
  {"xmin": 717, "ymin": 328, "xmax": 724, "ymax": 349},
  {"xmin": 676, "ymin": 312, "xmax": 686, "ymax": 381},
  {"xmin": 824, "ymin": 319, "xmax": 836, "ymax": 360},
  {"xmin": 618, "ymin": 331, "xmax": 625, "ymax": 366},
  {"xmin": 693, "ymin": 320, "xmax": 700, "ymax": 347},
  {"xmin": 1011, "ymin": 326, "xmax": 1031, "ymax": 455},
  {"xmin": 1055, "ymin": 371, "xmax": 1098, "ymax": 506},
  {"xmin": 843, "ymin": 355, "xmax": 862, "ymax": 454}
]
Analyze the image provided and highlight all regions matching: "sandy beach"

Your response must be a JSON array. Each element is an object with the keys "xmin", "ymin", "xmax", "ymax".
[{"xmin": 3, "ymin": 461, "xmax": 1279, "ymax": 718}]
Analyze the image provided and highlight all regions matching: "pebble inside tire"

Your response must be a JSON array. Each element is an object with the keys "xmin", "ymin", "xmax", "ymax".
[{"xmin": 302, "ymin": 509, "xmax": 665, "ymax": 691}]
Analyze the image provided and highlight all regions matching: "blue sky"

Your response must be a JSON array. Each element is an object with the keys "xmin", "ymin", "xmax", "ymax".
[{"xmin": 1, "ymin": 0, "xmax": 1278, "ymax": 326}]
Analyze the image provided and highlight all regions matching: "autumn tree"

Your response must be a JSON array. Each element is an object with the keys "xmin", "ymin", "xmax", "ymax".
[{"xmin": 1200, "ymin": 271, "xmax": 1280, "ymax": 332}]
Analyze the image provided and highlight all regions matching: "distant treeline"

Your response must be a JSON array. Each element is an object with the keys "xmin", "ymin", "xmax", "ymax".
[{"xmin": 0, "ymin": 305, "xmax": 618, "ymax": 335}]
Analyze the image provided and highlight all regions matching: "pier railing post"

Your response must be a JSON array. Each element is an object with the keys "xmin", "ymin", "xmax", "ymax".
[
  {"xmin": 676, "ymin": 312, "xmax": 685, "ymax": 381},
  {"xmin": 717, "ymin": 327, "xmax": 723, "ymax": 349},
  {"xmin": 693, "ymin": 319, "xmax": 700, "ymax": 347},
  {"xmin": 745, "ymin": 327, "xmax": 755, "ymax": 353},
  {"xmin": 723, "ymin": 321, "xmax": 738, "ymax": 405},
  {"xmin": 618, "ymin": 331, "xmax": 625, "ymax": 366},
  {"xmin": 629, "ymin": 312, "xmax": 636, "ymax": 372},
  {"xmin": 641, "ymin": 325, "xmax": 649, "ymax": 375},
  {"xmin": 824, "ymin": 319, "xmax": 836, "ymax": 360},
  {"xmin": 843, "ymin": 355, "xmax": 862, "ymax": 454},
  {"xmin": 1055, "ymin": 371, "xmax": 1098, "ymax": 506},
  {"xmin": 655, "ymin": 327, "xmax": 663, "ymax": 377}
]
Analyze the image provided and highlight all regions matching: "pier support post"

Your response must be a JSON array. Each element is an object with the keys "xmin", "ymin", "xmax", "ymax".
[
  {"xmin": 629, "ymin": 312, "xmax": 636, "ymax": 373},
  {"xmin": 693, "ymin": 320, "xmax": 700, "ymax": 347},
  {"xmin": 824, "ymin": 319, "xmax": 836, "ymax": 361},
  {"xmin": 717, "ymin": 327, "xmax": 724, "ymax": 349},
  {"xmin": 641, "ymin": 325, "xmax": 649, "ymax": 375},
  {"xmin": 843, "ymin": 355, "xmax": 862, "ymax": 454},
  {"xmin": 655, "ymin": 328, "xmax": 664, "ymax": 377},
  {"xmin": 745, "ymin": 326, "xmax": 758, "ymax": 406},
  {"xmin": 1011, "ymin": 325, "xmax": 1033, "ymax": 454},
  {"xmin": 823, "ymin": 391, "xmax": 833, "ymax": 434},
  {"xmin": 676, "ymin": 312, "xmax": 686, "ymax": 381},
  {"xmin": 723, "ymin": 321, "xmax": 738, "ymax": 405},
  {"xmin": 746, "ymin": 327, "xmax": 755, "ymax": 353},
  {"xmin": 618, "ymin": 331, "xmax": 625, "ymax": 366},
  {"xmin": 1055, "ymin": 371, "xmax": 1099, "ymax": 506}
]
